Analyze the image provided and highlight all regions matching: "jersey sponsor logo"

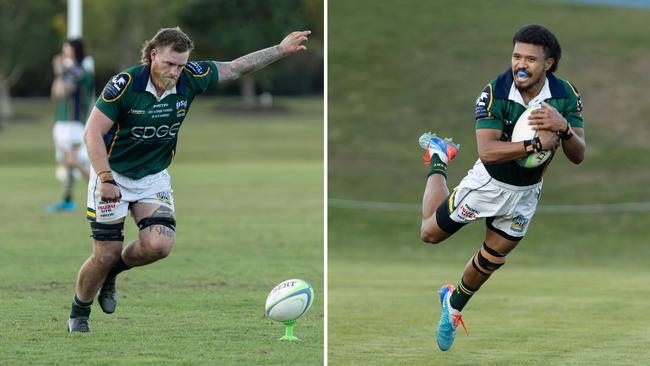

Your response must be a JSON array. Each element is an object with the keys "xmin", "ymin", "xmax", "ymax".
[
  {"xmin": 102, "ymin": 72, "xmax": 131, "ymax": 102},
  {"xmin": 131, "ymin": 122, "xmax": 181, "ymax": 140},
  {"xmin": 176, "ymin": 99, "xmax": 188, "ymax": 117},
  {"xmin": 475, "ymin": 84, "xmax": 492, "ymax": 120},
  {"xmin": 129, "ymin": 109, "xmax": 145, "ymax": 115},
  {"xmin": 185, "ymin": 61, "xmax": 210, "ymax": 77},
  {"xmin": 510, "ymin": 215, "xmax": 529, "ymax": 233}
]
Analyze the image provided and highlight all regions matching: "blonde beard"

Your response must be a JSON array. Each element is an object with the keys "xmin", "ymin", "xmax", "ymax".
[{"xmin": 151, "ymin": 67, "xmax": 178, "ymax": 91}]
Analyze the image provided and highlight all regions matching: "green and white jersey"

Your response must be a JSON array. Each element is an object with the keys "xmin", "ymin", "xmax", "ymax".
[
  {"xmin": 96, "ymin": 61, "xmax": 219, "ymax": 179},
  {"xmin": 54, "ymin": 64, "xmax": 95, "ymax": 123},
  {"xmin": 474, "ymin": 69, "xmax": 584, "ymax": 186}
]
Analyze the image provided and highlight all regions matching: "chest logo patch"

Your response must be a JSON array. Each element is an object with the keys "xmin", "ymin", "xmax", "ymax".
[
  {"xmin": 102, "ymin": 72, "xmax": 131, "ymax": 102},
  {"xmin": 176, "ymin": 99, "xmax": 188, "ymax": 117}
]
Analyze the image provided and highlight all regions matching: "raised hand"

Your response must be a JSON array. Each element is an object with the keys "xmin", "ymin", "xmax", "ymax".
[{"xmin": 279, "ymin": 31, "xmax": 311, "ymax": 55}]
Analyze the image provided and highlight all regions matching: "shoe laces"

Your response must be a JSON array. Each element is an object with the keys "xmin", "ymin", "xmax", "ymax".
[
  {"xmin": 451, "ymin": 312, "xmax": 468, "ymax": 334},
  {"xmin": 423, "ymin": 144, "xmax": 432, "ymax": 167}
]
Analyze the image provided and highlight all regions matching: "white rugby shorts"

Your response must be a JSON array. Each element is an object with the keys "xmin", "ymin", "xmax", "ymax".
[
  {"xmin": 86, "ymin": 169, "xmax": 175, "ymax": 222},
  {"xmin": 53, "ymin": 121, "xmax": 88, "ymax": 163},
  {"xmin": 447, "ymin": 159, "xmax": 542, "ymax": 238}
]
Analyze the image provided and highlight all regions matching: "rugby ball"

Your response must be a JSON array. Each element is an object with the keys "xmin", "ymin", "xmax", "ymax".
[
  {"xmin": 511, "ymin": 103, "xmax": 552, "ymax": 168},
  {"xmin": 265, "ymin": 279, "xmax": 314, "ymax": 322}
]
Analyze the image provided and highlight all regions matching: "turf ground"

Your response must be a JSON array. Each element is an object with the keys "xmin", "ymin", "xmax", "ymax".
[
  {"xmin": 0, "ymin": 97, "xmax": 323, "ymax": 365},
  {"xmin": 329, "ymin": 1, "xmax": 650, "ymax": 365}
]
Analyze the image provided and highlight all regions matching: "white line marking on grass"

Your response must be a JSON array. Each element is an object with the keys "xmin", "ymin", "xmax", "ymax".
[{"xmin": 328, "ymin": 198, "xmax": 650, "ymax": 214}]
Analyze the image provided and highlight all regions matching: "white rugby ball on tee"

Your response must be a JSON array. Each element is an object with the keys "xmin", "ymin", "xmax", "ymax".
[
  {"xmin": 511, "ymin": 103, "xmax": 552, "ymax": 168},
  {"xmin": 265, "ymin": 279, "xmax": 314, "ymax": 322}
]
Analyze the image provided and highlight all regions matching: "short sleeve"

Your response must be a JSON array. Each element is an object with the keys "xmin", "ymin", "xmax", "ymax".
[
  {"xmin": 182, "ymin": 61, "xmax": 219, "ymax": 95},
  {"xmin": 565, "ymin": 81, "xmax": 584, "ymax": 129},
  {"xmin": 96, "ymin": 72, "xmax": 132, "ymax": 122},
  {"xmin": 475, "ymin": 83, "xmax": 503, "ymax": 130}
]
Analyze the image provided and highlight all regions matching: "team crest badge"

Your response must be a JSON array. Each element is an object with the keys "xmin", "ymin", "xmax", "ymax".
[
  {"xmin": 185, "ymin": 61, "xmax": 210, "ymax": 77},
  {"xmin": 475, "ymin": 84, "xmax": 492, "ymax": 120},
  {"xmin": 102, "ymin": 72, "xmax": 131, "ymax": 102}
]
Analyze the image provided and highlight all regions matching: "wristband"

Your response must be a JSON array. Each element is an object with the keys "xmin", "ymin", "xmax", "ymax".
[
  {"xmin": 523, "ymin": 136, "xmax": 543, "ymax": 154},
  {"xmin": 559, "ymin": 123, "xmax": 573, "ymax": 140},
  {"xmin": 97, "ymin": 170, "xmax": 114, "ymax": 182}
]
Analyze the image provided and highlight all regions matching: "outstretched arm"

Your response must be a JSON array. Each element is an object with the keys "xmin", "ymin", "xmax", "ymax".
[{"xmin": 215, "ymin": 30, "xmax": 310, "ymax": 83}]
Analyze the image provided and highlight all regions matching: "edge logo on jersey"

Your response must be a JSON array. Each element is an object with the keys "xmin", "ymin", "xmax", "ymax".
[{"xmin": 131, "ymin": 122, "xmax": 181, "ymax": 140}]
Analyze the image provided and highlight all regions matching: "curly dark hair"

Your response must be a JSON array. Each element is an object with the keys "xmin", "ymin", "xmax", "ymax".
[
  {"xmin": 141, "ymin": 27, "xmax": 194, "ymax": 65},
  {"xmin": 512, "ymin": 24, "xmax": 562, "ymax": 73}
]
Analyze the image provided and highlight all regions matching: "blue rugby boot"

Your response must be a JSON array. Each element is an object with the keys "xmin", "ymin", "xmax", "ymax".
[
  {"xmin": 46, "ymin": 200, "xmax": 77, "ymax": 213},
  {"xmin": 419, "ymin": 132, "xmax": 460, "ymax": 165},
  {"xmin": 436, "ymin": 284, "xmax": 467, "ymax": 351}
]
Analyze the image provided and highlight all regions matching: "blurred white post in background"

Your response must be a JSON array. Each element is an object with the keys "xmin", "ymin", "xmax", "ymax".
[{"xmin": 67, "ymin": 0, "xmax": 82, "ymax": 38}]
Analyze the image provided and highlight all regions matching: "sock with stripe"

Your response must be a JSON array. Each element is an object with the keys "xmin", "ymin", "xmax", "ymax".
[
  {"xmin": 450, "ymin": 279, "xmax": 477, "ymax": 311},
  {"xmin": 427, "ymin": 154, "xmax": 447, "ymax": 179},
  {"xmin": 70, "ymin": 294, "xmax": 92, "ymax": 319}
]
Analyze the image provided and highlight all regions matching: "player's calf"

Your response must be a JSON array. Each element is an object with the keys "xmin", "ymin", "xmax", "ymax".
[{"xmin": 449, "ymin": 242, "xmax": 507, "ymax": 312}]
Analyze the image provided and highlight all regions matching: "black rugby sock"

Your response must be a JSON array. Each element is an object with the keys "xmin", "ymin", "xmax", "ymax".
[
  {"xmin": 427, "ymin": 155, "xmax": 448, "ymax": 179},
  {"xmin": 70, "ymin": 295, "xmax": 92, "ymax": 318},
  {"xmin": 450, "ymin": 279, "xmax": 476, "ymax": 311},
  {"xmin": 107, "ymin": 256, "xmax": 132, "ymax": 278}
]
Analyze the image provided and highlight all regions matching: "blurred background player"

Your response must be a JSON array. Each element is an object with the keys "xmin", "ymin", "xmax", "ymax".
[
  {"xmin": 68, "ymin": 27, "xmax": 311, "ymax": 332},
  {"xmin": 47, "ymin": 38, "xmax": 94, "ymax": 212},
  {"xmin": 418, "ymin": 24, "xmax": 586, "ymax": 351}
]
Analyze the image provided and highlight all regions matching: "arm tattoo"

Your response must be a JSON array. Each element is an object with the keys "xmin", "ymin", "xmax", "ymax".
[{"xmin": 215, "ymin": 45, "xmax": 284, "ymax": 82}]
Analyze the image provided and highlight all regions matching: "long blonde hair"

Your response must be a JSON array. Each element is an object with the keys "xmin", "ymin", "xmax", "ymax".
[{"xmin": 141, "ymin": 27, "xmax": 194, "ymax": 65}]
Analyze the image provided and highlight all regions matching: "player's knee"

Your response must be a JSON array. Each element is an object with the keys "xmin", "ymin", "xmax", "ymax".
[
  {"xmin": 137, "ymin": 214, "xmax": 176, "ymax": 259},
  {"xmin": 420, "ymin": 227, "xmax": 445, "ymax": 244},
  {"xmin": 143, "ymin": 235, "xmax": 174, "ymax": 259}
]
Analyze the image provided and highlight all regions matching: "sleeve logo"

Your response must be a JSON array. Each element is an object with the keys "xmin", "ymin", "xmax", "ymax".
[
  {"xmin": 185, "ymin": 61, "xmax": 210, "ymax": 77},
  {"xmin": 102, "ymin": 72, "xmax": 131, "ymax": 102},
  {"xmin": 475, "ymin": 84, "xmax": 492, "ymax": 120}
]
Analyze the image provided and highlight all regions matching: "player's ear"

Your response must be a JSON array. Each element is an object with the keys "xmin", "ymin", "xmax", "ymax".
[
  {"xmin": 544, "ymin": 58, "xmax": 554, "ymax": 72},
  {"xmin": 150, "ymin": 48, "xmax": 157, "ymax": 62}
]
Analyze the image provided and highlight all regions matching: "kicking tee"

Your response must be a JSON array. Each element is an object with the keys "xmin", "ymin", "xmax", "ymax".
[
  {"xmin": 96, "ymin": 61, "xmax": 219, "ymax": 179},
  {"xmin": 474, "ymin": 69, "xmax": 584, "ymax": 186}
]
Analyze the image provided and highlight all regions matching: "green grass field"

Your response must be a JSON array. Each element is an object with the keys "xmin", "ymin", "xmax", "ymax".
[
  {"xmin": 0, "ymin": 97, "xmax": 323, "ymax": 365},
  {"xmin": 329, "ymin": 1, "xmax": 650, "ymax": 365}
]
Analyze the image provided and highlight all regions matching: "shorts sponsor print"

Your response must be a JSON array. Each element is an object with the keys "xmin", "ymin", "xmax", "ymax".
[
  {"xmin": 447, "ymin": 160, "xmax": 541, "ymax": 238},
  {"xmin": 86, "ymin": 169, "xmax": 175, "ymax": 222}
]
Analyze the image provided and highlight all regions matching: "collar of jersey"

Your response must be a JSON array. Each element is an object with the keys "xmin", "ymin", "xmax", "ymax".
[
  {"xmin": 132, "ymin": 65, "xmax": 187, "ymax": 100},
  {"xmin": 508, "ymin": 77, "xmax": 551, "ymax": 107},
  {"xmin": 493, "ymin": 68, "xmax": 568, "ymax": 105}
]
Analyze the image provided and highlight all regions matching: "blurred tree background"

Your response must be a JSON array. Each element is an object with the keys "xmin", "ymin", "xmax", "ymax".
[{"xmin": 0, "ymin": 0, "xmax": 323, "ymax": 121}]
